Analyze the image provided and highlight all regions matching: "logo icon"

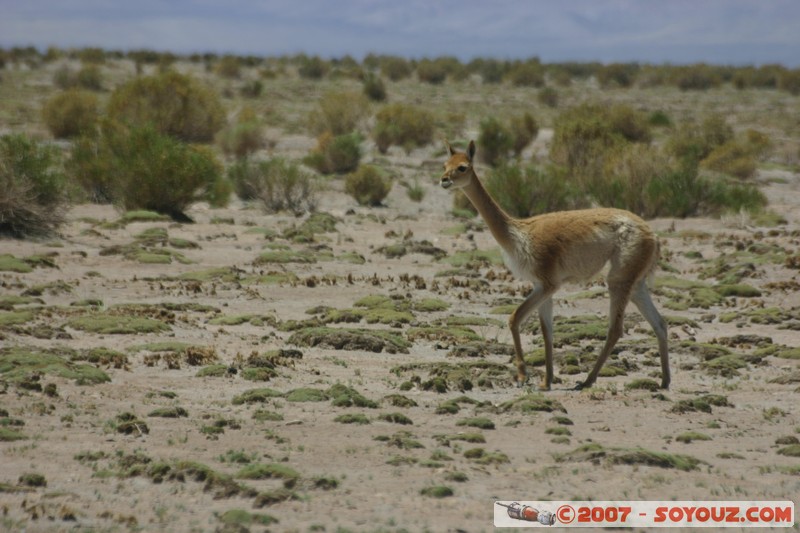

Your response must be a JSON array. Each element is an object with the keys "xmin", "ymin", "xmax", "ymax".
[{"xmin": 496, "ymin": 502, "xmax": 556, "ymax": 525}]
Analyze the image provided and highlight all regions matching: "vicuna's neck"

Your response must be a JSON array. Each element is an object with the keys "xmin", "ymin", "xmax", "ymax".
[{"xmin": 462, "ymin": 171, "xmax": 516, "ymax": 249}]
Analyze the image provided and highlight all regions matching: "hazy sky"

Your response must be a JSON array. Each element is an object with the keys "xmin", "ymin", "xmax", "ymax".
[{"xmin": 2, "ymin": 0, "xmax": 799, "ymax": 66}]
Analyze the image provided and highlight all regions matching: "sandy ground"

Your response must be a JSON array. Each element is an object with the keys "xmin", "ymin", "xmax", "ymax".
[{"xmin": 1, "ymin": 159, "xmax": 799, "ymax": 532}]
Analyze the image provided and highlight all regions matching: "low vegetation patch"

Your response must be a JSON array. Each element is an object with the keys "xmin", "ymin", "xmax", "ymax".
[{"xmin": 557, "ymin": 443, "xmax": 703, "ymax": 471}]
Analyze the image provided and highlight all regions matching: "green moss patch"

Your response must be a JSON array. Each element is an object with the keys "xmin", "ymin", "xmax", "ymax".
[
  {"xmin": 285, "ymin": 387, "xmax": 329, "ymax": 402},
  {"xmin": 676, "ymin": 431, "xmax": 712, "ymax": 443},
  {"xmin": 236, "ymin": 463, "xmax": 300, "ymax": 487},
  {"xmin": 177, "ymin": 267, "xmax": 243, "ymax": 282},
  {"xmin": 218, "ymin": 509, "xmax": 278, "ymax": 527},
  {"xmin": 499, "ymin": 393, "xmax": 567, "ymax": 413},
  {"xmin": 671, "ymin": 394, "xmax": 732, "ymax": 414},
  {"xmin": 328, "ymin": 384, "xmax": 378, "ymax": 408},
  {"xmin": 440, "ymin": 249, "xmax": 503, "ymax": 268},
  {"xmin": 0, "ymin": 254, "xmax": 33, "ymax": 273},
  {"xmin": 0, "ymin": 346, "xmax": 111, "ymax": 385},
  {"xmin": 392, "ymin": 360, "xmax": 511, "ymax": 392},
  {"xmin": 231, "ymin": 388, "xmax": 284, "ymax": 405},
  {"xmin": 0, "ymin": 310, "xmax": 35, "ymax": 327},
  {"xmin": 67, "ymin": 313, "xmax": 171, "ymax": 334},
  {"xmin": 288, "ymin": 327, "xmax": 410, "ymax": 354},
  {"xmin": 557, "ymin": 443, "xmax": 702, "ymax": 471}
]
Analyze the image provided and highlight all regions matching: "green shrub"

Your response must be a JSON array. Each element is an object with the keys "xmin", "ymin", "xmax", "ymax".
[
  {"xmin": 372, "ymin": 103, "xmax": 435, "ymax": 153},
  {"xmin": 215, "ymin": 55, "xmax": 241, "ymax": 78},
  {"xmin": 672, "ymin": 64, "xmax": 723, "ymax": 90},
  {"xmin": 298, "ymin": 56, "xmax": 329, "ymax": 79},
  {"xmin": 240, "ymin": 79, "xmax": 263, "ymax": 98},
  {"xmin": 538, "ymin": 87, "xmax": 559, "ymax": 108},
  {"xmin": 42, "ymin": 89, "xmax": 99, "ymax": 138},
  {"xmin": 69, "ymin": 124, "xmax": 226, "ymax": 219},
  {"xmin": 507, "ymin": 62, "xmax": 545, "ymax": 87},
  {"xmin": 550, "ymin": 103, "xmax": 651, "ymax": 176},
  {"xmin": 217, "ymin": 112, "xmax": 264, "ymax": 159},
  {"xmin": 305, "ymin": 132, "xmax": 362, "ymax": 174},
  {"xmin": 648, "ymin": 110, "xmax": 672, "ymax": 127},
  {"xmin": 485, "ymin": 164, "xmax": 578, "ymax": 218},
  {"xmin": 308, "ymin": 91, "xmax": 369, "ymax": 136},
  {"xmin": 363, "ymin": 74, "xmax": 387, "ymax": 102},
  {"xmin": 778, "ymin": 68, "xmax": 800, "ymax": 95},
  {"xmin": 667, "ymin": 114, "xmax": 734, "ymax": 162},
  {"xmin": 0, "ymin": 134, "xmax": 68, "ymax": 237},
  {"xmin": 416, "ymin": 59, "xmax": 448, "ymax": 84},
  {"xmin": 380, "ymin": 56, "xmax": 413, "ymax": 81},
  {"xmin": 228, "ymin": 158, "xmax": 318, "ymax": 214},
  {"xmin": 345, "ymin": 165, "xmax": 392, "ymax": 206},
  {"xmin": 107, "ymin": 71, "xmax": 225, "ymax": 143},
  {"xmin": 510, "ymin": 112, "xmax": 539, "ymax": 156},
  {"xmin": 596, "ymin": 63, "xmax": 638, "ymax": 88},
  {"xmin": 477, "ymin": 59, "xmax": 506, "ymax": 84},
  {"xmin": 76, "ymin": 65, "xmax": 103, "ymax": 91},
  {"xmin": 477, "ymin": 117, "xmax": 513, "ymax": 166},
  {"xmin": 701, "ymin": 141, "xmax": 756, "ymax": 179}
]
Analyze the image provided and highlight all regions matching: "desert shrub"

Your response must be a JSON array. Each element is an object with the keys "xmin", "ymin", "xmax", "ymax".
[
  {"xmin": 345, "ymin": 165, "xmax": 392, "ymax": 206},
  {"xmin": 477, "ymin": 117, "xmax": 513, "ymax": 166},
  {"xmin": 485, "ymin": 164, "xmax": 578, "ymax": 218},
  {"xmin": 671, "ymin": 64, "xmax": 722, "ymax": 91},
  {"xmin": 474, "ymin": 59, "xmax": 506, "ymax": 84},
  {"xmin": 642, "ymin": 156, "xmax": 765, "ymax": 218},
  {"xmin": 538, "ymin": 87, "xmax": 559, "ymax": 108},
  {"xmin": 667, "ymin": 114, "xmax": 734, "ymax": 162},
  {"xmin": 596, "ymin": 63, "xmax": 638, "ymax": 88},
  {"xmin": 217, "ymin": 109, "xmax": 264, "ymax": 159},
  {"xmin": 701, "ymin": 141, "xmax": 757, "ymax": 179},
  {"xmin": 416, "ymin": 59, "xmax": 448, "ymax": 84},
  {"xmin": 380, "ymin": 56, "xmax": 413, "ymax": 81},
  {"xmin": 372, "ymin": 103, "xmax": 435, "ymax": 154},
  {"xmin": 607, "ymin": 105, "xmax": 652, "ymax": 144},
  {"xmin": 305, "ymin": 132, "xmax": 361, "ymax": 174},
  {"xmin": 53, "ymin": 65, "xmax": 101, "ymax": 90},
  {"xmin": 42, "ymin": 89, "xmax": 99, "ymax": 139},
  {"xmin": 550, "ymin": 103, "xmax": 650, "ymax": 175},
  {"xmin": 510, "ymin": 112, "xmax": 539, "ymax": 156},
  {"xmin": 648, "ymin": 110, "xmax": 672, "ymax": 127},
  {"xmin": 507, "ymin": 62, "xmax": 545, "ymax": 87},
  {"xmin": 363, "ymin": 74, "xmax": 387, "ymax": 102},
  {"xmin": 53, "ymin": 65, "xmax": 75, "ymax": 89},
  {"xmin": 76, "ymin": 65, "xmax": 103, "ymax": 91},
  {"xmin": 778, "ymin": 68, "xmax": 800, "ymax": 95},
  {"xmin": 69, "ymin": 123, "xmax": 226, "ymax": 218},
  {"xmin": 228, "ymin": 158, "xmax": 318, "ymax": 214},
  {"xmin": 0, "ymin": 134, "xmax": 68, "ymax": 237},
  {"xmin": 78, "ymin": 47, "xmax": 106, "ymax": 64},
  {"xmin": 107, "ymin": 71, "xmax": 225, "ymax": 143},
  {"xmin": 240, "ymin": 80, "xmax": 263, "ymax": 98},
  {"xmin": 215, "ymin": 55, "xmax": 241, "ymax": 78},
  {"xmin": 297, "ymin": 56, "xmax": 329, "ymax": 79},
  {"xmin": 452, "ymin": 191, "xmax": 477, "ymax": 217},
  {"xmin": 308, "ymin": 91, "xmax": 369, "ymax": 136}
]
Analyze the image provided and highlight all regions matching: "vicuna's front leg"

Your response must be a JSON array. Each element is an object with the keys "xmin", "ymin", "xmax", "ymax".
[{"xmin": 508, "ymin": 284, "xmax": 555, "ymax": 389}]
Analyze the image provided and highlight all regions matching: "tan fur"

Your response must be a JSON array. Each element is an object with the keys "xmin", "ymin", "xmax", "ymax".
[{"xmin": 442, "ymin": 140, "xmax": 670, "ymax": 390}]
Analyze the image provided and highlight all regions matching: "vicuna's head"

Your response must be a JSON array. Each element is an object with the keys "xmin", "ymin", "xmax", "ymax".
[{"xmin": 441, "ymin": 140, "xmax": 476, "ymax": 190}]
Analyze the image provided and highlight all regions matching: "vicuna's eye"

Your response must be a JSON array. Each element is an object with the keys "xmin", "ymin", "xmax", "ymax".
[{"xmin": 457, "ymin": 164, "xmax": 468, "ymax": 172}]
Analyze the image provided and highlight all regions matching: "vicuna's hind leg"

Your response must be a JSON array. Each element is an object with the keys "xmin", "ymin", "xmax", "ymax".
[
  {"xmin": 576, "ymin": 280, "xmax": 634, "ymax": 390},
  {"xmin": 631, "ymin": 280, "xmax": 670, "ymax": 389}
]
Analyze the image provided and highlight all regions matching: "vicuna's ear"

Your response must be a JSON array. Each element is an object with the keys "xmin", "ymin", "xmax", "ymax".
[
  {"xmin": 445, "ymin": 140, "xmax": 456, "ymax": 156},
  {"xmin": 467, "ymin": 140, "xmax": 476, "ymax": 162}
]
